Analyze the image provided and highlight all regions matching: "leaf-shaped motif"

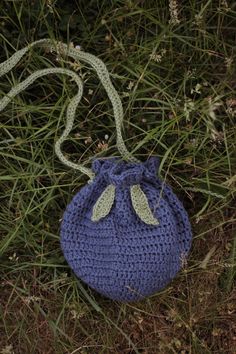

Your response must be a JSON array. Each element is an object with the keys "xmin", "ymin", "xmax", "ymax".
[
  {"xmin": 91, "ymin": 184, "xmax": 116, "ymax": 222},
  {"xmin": 130, "ymin": 184, "xmax": 159, "ymax": 225}
]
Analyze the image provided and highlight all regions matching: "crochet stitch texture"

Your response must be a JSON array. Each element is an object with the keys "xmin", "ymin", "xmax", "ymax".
[{"xmin": 61, "ymin": 157, "xmax": 192, "ymax": 302}]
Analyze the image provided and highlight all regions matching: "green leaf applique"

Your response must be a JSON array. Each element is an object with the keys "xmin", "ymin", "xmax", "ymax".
[
  {"xmin": 91, "ymin": 184, "xmax": 116, "ymax": 222},
  {"xmin": 130, "ymin": 184, "xmax": 159, "ymax": 225}
]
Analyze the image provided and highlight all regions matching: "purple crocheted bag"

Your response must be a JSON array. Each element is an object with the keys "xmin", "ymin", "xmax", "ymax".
[
  {"xmin": 61, "ymin": 157, "xmax": 192, "ymax": 302},
  {"xmin": 0, "ymin": 39, "xmax": 192, "ymax": 302}
]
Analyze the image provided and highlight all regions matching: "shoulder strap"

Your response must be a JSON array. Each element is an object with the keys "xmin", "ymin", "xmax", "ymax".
[{"xmin": 0, "ymin": 39, "xmax": 138, "ymax": 180}]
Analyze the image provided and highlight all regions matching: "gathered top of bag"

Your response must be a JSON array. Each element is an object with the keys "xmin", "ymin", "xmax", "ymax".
[{"xmin": 0, "ymin": 39, "xmax": 192, "ymax": 302}]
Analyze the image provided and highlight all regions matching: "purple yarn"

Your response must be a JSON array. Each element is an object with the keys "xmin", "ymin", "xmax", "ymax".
[{"xmin": 60, "ymin": 157, "xmax": 192, "ymax": 302}]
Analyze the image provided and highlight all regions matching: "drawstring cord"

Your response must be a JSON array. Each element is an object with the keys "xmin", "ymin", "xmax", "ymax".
[
  {"xmin": 0, "ymin": 38, "xmax": 138, "ymax": 180},
  {"xmin": 0, "ymin": 39, "xmax": 159, "ymax": 225}
]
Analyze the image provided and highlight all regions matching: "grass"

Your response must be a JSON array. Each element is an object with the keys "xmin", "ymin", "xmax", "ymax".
[{"xmin": 0, "ymin": 0, "xmax": 236, "ymax": 353}]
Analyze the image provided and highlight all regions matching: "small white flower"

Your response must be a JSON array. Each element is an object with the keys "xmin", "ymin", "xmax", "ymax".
[
  {"xmin": 70, "ymin": 309, "xmax": 85, "ymax": 320},
  {"xmin": 191, "ymin": 83, "xmax": 202, "ymax": 94},
  {"xmin": 149, "ymin": 53, "xmax": 162, "ymax": 63},
  {"xmin": 84, "ymin": 136, "xmax": 92, "ymax": 145},
  {"xmin": 8, "ymin": 252, "xmax": 19, "ymax": 261},
  {"xmin": 169, "ymin": 0, "xmax": 180, "ymax": 25},
  {"xmin": 194, "ymin": 14, "xmax": 203, "ymax": 27},
  {"xmin": 127, "ymin": 81, "xmax": 135, "ymax": 90}
]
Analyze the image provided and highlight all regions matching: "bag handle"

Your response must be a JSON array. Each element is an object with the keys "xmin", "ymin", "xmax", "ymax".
[{"xmin": 0, "ymin": 39, "xmax": 138, "ymax": 180}]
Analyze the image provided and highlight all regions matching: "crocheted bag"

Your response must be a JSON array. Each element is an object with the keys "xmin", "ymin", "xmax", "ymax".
[{"xmin": 0, "ymin": 39, "xmax": 192, "ymax": 302}]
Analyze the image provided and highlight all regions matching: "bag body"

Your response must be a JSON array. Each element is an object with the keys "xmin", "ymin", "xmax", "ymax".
[{"xmin": 61, "ymin": 157, "xmax": 192, "ymax": 302}]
